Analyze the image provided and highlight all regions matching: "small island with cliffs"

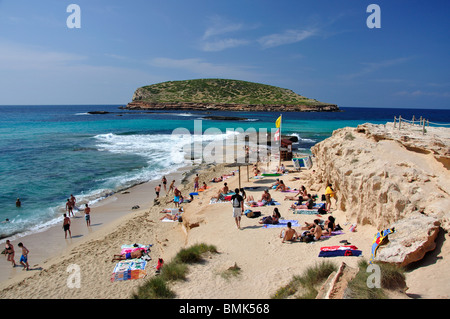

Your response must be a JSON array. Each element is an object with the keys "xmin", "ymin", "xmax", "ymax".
[{"xmin": 125, "ymin": 78, "xmax": 340, "ymax": 112}]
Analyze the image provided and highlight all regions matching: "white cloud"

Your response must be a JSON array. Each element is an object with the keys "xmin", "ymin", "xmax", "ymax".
[
  {"xmin": 0, "ymin": 41, "xmax": 86, "ymax": 70},
  {"xmin": 201, "ymin": 38, "xmax": 249, "ymax": 52},
  {"xmin": 202, "ymin": 15, "xmax": 245, "ymax": 40},
  {"xmin": 148, "ymin": 57, "xmax": 258, "ymax": 79},
  {"xmin": 343, "ymin": 57, "xmax": 414, "ymax": 80},
  {"xmin": 257, "ymin": 29, "xmax": 317, "ymax": 49}
]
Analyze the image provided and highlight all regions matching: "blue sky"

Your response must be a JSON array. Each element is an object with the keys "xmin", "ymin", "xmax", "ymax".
[{"xmin": 0, "ymin": 0, "xmax": 449, "ymax": 108}]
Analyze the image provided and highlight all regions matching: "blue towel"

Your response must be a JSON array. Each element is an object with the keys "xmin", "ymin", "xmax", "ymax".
[{"xmin": 318, "ymin": 250, "xmax": 362, "ymax": 258}]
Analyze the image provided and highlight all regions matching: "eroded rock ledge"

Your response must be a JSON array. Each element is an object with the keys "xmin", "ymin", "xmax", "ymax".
[
  {"xmin": 306, "ymin": 122, "xmax": 450, "ymax": 266},
  {"xmin": 125, "ymin": 100, "xmax": 340, "ymax": 112}
]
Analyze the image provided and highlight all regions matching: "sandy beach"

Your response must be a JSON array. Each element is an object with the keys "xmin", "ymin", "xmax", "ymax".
[{"xmin": 0, "ymin": 155, "xmax": 449, "ymax": 299}]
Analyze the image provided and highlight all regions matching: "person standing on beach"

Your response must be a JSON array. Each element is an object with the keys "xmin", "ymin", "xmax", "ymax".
[
  {"xmin": 194, "ymin": 174, "xmax": 199, "ymax": 192},
  {"xmin": 66, "ymin": 198, "xmax": 74, "ymax": 217},
  {"xmin": 4, "ymin": 240, "xmax": 16, "ymax": 267},
  {"xmin": 63, "ymin": 213, "xmax": 72, "ymax": 239},
  {"xmin": 325, "ymin": 184, "xmax": 337, "ymax": 211},
  {"xmin": 17, "ymin": 242, "xmax": 29, "ymax": 271},
  {"xmin": 155, "ymin": 184, "xmax": 161, "ymax": 198},
  {"xmin": 173, "ymin": 188, "xmax": 181, "ymax": 208},
  {"xmin": 84, "ymin": 204, "xmax": 91, "ymax": 227},
  {"xmin": 231, "ymin": 188, "xmax": 244, "ymax": 230},
  {"xmin": 162, "ymin": 176, "xmax": 167, "ymax": 192},
  {"xmin": 168, "ymin": 180, "xmax": 176, "ymax": 194},
  {"xmin": 70, "ymin": 194, "xmax": 76, "ymax": 210}
]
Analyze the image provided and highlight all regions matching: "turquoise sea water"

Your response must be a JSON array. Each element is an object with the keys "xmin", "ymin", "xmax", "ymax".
[{"xmin": 1, "ymin": 105, "xmax": 449, "ymax": 240}]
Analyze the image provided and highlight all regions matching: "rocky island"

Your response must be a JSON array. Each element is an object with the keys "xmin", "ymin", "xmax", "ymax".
[{"xmin": 125, "ymin": 79, "xmax": 339, "ymax": 112}]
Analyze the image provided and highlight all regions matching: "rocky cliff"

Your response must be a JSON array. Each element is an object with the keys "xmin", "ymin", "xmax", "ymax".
[
  {"xmin": 125, "ymin": 100, "xmax": 340, "ymax": 112},
  {"xmin": 306, "ymin": 122, "xmax": 450, "ymax": 266}
]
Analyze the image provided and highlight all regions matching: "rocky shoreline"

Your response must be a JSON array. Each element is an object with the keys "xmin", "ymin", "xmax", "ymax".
[{"xmin": 124, "ymin": 100, "xmax": 340, "ymax": 112}]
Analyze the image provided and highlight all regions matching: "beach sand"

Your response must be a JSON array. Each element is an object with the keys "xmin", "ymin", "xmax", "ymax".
[{"xmin": 0, "ymin": 160, "xmax": 448, "ymax": 299}]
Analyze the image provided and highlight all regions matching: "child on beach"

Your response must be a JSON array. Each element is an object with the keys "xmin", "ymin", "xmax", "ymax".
[{"xmin": 17, "ymin": 242, "xmax": 29, "ymax": 271}]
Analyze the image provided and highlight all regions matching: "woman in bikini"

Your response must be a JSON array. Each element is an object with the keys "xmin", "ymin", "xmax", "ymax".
[{"xmin": 5, "ymin": 240, "xmax": 16, "ymax": 267}]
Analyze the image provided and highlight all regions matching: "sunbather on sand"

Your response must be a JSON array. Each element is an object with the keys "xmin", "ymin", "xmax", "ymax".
[
  {"xmin": 160, "ymin": 213, "xmax": 180, "ymax": 221},
  {"xmin": 300, "ymin": 219, "xmax": 322, "ymax": 241},
  {"xmin": 259, "ymin": 208, "xmax": 281, "ymax": 224},
  {"xmin": 284, "ymin": 185, "xmax": 308, "ymax": 200},
  {"xmin": 280, "ymin": 222, "xmax": 299, "ymax": 243},
  {"xmin": 271, "ymin": 178, "xmax": 280, "ymax": 188},
  {"xmin": 275, "ymin": 180, "xmax": 288, "ymax": 191},
  {"xmin": 112, "ymin": 249, "xmax": 144, "ymax": 262},
  {"xmin": 159, "ymin": 208, "xmax": 183, "ymax": 214},
  {"xmin": 260, "ymin": 189, "xmax": 272, "ymax": 205},
  {"xmin": 322, "ymin": 216, "xmax": 336, "ymax": 236},
  {"xmin": 210, "ymin": 183, "xmax": 230, "ymax": 201},
  {"xmin": 290, "ymin": 194, "xmax": 314, "ymax": 209}
]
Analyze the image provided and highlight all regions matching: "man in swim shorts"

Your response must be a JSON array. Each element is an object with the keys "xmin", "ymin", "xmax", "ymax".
[
  {"xmin": 84, "ymin": 204, "xmax": 91, "ymax": 227},
  {"xmin": 17, "ymin": 242, "xmax": 29, "ymax": 271},
  {"xmin": 194, "ymin": 174, "xmax": 199, "ymax": 192},
  {"xmin": 63, "ymin": 213, "xmax": 72, "ymax": 239},
  {"xmin": 111, "ymin": 249, "xmax": 144, "ymax": 262},
  {"xmin": 231, "ymin": 188, "xmax": 244, "ymax": 230}
]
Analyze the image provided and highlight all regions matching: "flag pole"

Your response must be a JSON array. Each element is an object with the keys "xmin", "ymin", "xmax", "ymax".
[{"xmin": 278, "ymin": 114, "xmax": 282, "ymax": 167}]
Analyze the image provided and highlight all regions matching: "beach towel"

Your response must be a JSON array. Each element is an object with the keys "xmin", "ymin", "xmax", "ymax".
[
  {"xmin": 369, "ymin": 227, "xmax": 396, "ymax": 264},
  {"xmin": 318, "ymin": 249, "xmax": 362, "ymax": 258},
  {"xmin": 161, "ymin": 217, "xmax": 179, "ymax": 222},
  {"xmin": 320, "ymin": 230, "xmax": 345, "ymax": 239},
  {"xmin": 281, "ymin": 189, "xmax": 298, "ymax": 193},
  {"xmin": 120, "ymin": 244, "xmax": 152, "ymax": 255},
  {"xmin": 111, "ymin": 259, "xmax": 147, "ymax": 282},
  {"xmin": 189, "ymin": 192, "xmax": 199, "ymax": 196},
  {"xmin": 320, "ymin": 245, "xmax": 359, "ymax": 252},
  {"xmin": 294, "ymin": 209, "xmax": 318, "ymax": 215},
  {"xmin": 263, "ymin": 219, "xmax": 299, "ymax": 229},
  {"xmin": 209, "ymin": 198, "xmax": 231, "ymax": 204}
]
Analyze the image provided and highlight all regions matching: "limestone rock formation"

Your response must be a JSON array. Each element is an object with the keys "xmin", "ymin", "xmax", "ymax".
[
  {"xmin": 307, "ymin": 122, "xmax": 450, "ymax": 266},
  {"xmin": 374, "ymin": 212, "xmax": 441, "ymax": 267}
]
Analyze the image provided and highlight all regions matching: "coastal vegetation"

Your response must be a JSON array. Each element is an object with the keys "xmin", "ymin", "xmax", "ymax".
[
  {"xmin": 271, "ymin": 259, "xmax": 406, "ymax": 299},
  {"xmin": 271, "ymin": 261, "xmax": 337, "ymax": 299},
  {"xmin": 127, "ymin": 79, "xmax": 339, "ymax": 112},
  {"xmin": 133, "ymin": 79, "xmax": 327, "ymax": 106},
  {"xmin": 132, "ymin": 243, "xmax": 218, "ymax": 299}
]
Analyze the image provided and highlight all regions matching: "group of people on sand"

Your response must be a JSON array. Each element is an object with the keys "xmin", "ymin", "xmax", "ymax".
[
  {"xmin": 280, "ymin": 215, "xmax": 337, "ymax": 243},
  {"xmin": 62, "ymin": 193, "xmax": 92, "ymax": 239},
  {"xmin": 156, "ymin": 176, "xmax": 188, "ymax": 207},
  {"xmin": 3, "ymin": 240, "xmax": 30, "ymax": 271}
]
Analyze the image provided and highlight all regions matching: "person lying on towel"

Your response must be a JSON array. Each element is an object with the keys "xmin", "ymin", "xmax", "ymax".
[{"xmin": 112, "ymin": 249, "xmax": 144, "ymax": 262}]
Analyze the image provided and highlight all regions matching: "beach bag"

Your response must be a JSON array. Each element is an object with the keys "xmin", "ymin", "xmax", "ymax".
[
  {"xmin": 321, "ymin": 194, "xmax": 326, "ymax": 201},
  {"xmin": 232, "ymin": 196, "xmax": 241, "ymax": 208},
  {"xmin": 246, "ymin": 211, "xmax": 261, "ymax": 218}
]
